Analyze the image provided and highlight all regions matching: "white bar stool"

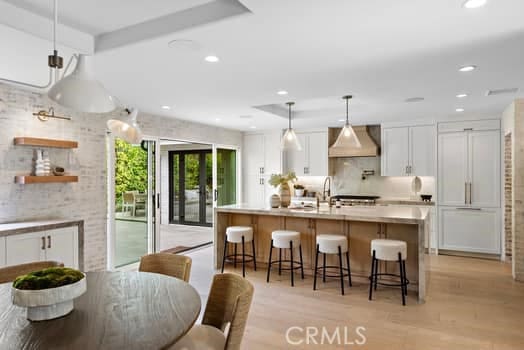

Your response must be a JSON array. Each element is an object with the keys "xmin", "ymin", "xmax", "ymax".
[
  {"xmin": 313, "ymin": 234, "xmax": 352, "ymax": 295},
  {"xmin": 368, "ymin": 239, "xmax": 409, "ymax": 305},
  {"xmin": 266, "ymin": 230, "xmax": 304, "ymax": 286},
  {"xmin": 221, "ymin": 226, "xmax": 256, "ymax": 277}
]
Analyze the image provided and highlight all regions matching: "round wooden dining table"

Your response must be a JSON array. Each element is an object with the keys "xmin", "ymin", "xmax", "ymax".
[{"xmin": 0, "ymin": 271, "xmax": 202, "ymax": 350}]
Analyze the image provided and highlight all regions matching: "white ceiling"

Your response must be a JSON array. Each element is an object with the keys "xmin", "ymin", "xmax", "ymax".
[{"xmin": 1, "ymin": 0, "xmax": 524, "ymax": 131}]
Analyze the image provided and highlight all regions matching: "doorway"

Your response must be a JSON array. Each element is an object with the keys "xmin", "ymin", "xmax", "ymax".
[{"xmin": 169, "ymin": 150, "xmax": 213, "ymax": 226}]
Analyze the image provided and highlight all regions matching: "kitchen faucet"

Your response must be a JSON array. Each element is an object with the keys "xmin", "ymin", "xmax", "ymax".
[{"xmin": 322, "ymin": 176, "xmax": 331, "ymax": 202}]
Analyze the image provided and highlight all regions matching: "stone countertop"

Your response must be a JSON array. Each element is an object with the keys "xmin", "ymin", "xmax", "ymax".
[
  {"xmin": 376, "ymin": 198, "xmax": 435, "ymax": 206},
  {"xmin": 0, "ymin": 219, "xmax": 84, "ymax": 237},
  {"xmin": 216, "ymin": 204, "xmax": 429, "ymax": 225}
]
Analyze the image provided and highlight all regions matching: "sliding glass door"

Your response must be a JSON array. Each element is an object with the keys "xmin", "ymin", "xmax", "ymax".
[
  {"xmin": 169, "ymin": 150, "xmax": 212, "ymax": 226},
  {"xmin": 215, "ymin": 148, "xmax": 237, "ymax": 206}
]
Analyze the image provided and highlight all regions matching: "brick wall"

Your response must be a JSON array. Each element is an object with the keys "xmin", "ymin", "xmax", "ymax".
[
  {"xmin": 513, "ymin": 99, "xmax": 524, "ymax": 281},
  {"xmin": 0, "ymin": 83, "xmax": 242, "ymax": 271},
  {"xmin": 504, "ymin": 133, "xmax": 512, "ymax": 261}
]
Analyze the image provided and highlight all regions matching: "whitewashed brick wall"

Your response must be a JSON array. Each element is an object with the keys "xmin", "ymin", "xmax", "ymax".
[{"xmin": 0, "ymin": 83, "xmax": 241, "ymax": 271}]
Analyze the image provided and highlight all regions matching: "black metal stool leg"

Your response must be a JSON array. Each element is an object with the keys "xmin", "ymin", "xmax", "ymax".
[
  {"xmin": 374, "ymin": 257, "xmax": 378, "ymax": 291},
  {"xmin": 299, "ymin": 244, "xmax": 304, "ymax": 279},
  {"xmin": 221, "ymin": 236, "xmax": 228, "ymax": 273},
  {"xmin": 323, "ymin": 253, "xmax": 327, "ymax": 283},
  {"xmin": 266, "ymin": 240, "xmax": 273, "ymax": 283},
  {"xmin": 369, "ymin": 250, "xmax": 376, "ymax": 300},
  {"xmin": 234, "ymin": 243, "xmax": 237, "ymax": 269},
  {"xmin": 346, "ymin": 251, "xmax": 352, "ymax": 287},
  {"xmin": 278, "ymin": 248, "xmax": 282, "ymax": 275},
  {"xmin": 398, "ymin": 252, "xmax": 406, "ymax": 306},
  {"xmin": 313, "ymin": 244, "xmax": 319, "ymax": 290},
  {"xmin": 252, "ymin": 239, "xmax": 257, "ymax": 271},
  {"xmin": 402, "ymin": 259, "xmax": 408, "ymax": 296},
  {"xmin": 242, "ymin": 236, "xmax": 246, "ymax": 278},
  {"xmin": 338, "ymin": 246, "xmax": 345, "ymax": 295},
  {"xmin": 290, "ymin": 240, "xmax": 294, "ymax": 287}
]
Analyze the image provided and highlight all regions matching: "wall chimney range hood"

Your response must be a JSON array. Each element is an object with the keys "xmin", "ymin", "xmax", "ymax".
[{"xmin": 328, "ymin": 125, "xmax": 380, "ymax": 157}]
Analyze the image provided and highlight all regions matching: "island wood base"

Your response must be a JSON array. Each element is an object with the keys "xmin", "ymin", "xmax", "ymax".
[{"xmin": 215, "ymin": 210, "xmax": 427, "ymax": 302}]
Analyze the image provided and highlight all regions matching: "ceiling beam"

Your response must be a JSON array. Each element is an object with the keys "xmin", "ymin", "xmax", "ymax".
[
  {"xmin": 95, "ymin": 0, "xmax": 251, "ymax": 53},
  {"xmin": 0, "ymin": 1, "xmax": 94, "ymax": 54}
]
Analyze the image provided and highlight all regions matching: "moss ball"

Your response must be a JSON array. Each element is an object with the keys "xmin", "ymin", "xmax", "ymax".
[{"xmin": 13, "ymin": 267, "xmax": 84, "ymax": 290}]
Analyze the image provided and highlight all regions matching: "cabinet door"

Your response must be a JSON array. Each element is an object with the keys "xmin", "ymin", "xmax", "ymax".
[
  {"xmin": 307, "ymin": 132, "xmax": 328, "ymax": 176},
  {"xmin": 381, "ymin": 127, "xmax": 409, "ymax": 176},
  {"xmin": 468, "ymin": 130, "xmax": 500, "ymax": 208},
  {"xmin": 438, "ymin": 132, "xmax": 468, "ymax": 206},
  {"xmin": 45, "ymin": 227, "xmax": 78, "ymax": 268},
  {"xmin": 263, "ymin": 131, "xmax": 282, "ymax": 175},
  {"xmin": 243, "ymin": 134, "xmax": 264, "ymax": 175},
  {"xmin": 285, "ymin": 133, "xmax": 308, "ymax": 175},
  {"xmin": 243, "ymin": 174, "xmax": 265, "ymax": 207},
  {"xmin": 410, "ymin": 125, "xmax": 435, "ymax": 176},
  {"xmin": 0, "ymin": 237, "xmax": 5, "ymax": 268},
  {"xmin": 6, "ymin": 232, "xmax": 46, "ymax": 266},
  {"xmin": 439, "ymin": 207, "xmax": 500, "ymax": 254}
]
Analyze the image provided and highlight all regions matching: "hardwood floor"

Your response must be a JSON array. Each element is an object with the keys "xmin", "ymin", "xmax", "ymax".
[{"xmin": 187, "ymin": 247, "xmax": 524, "ymax": 349}]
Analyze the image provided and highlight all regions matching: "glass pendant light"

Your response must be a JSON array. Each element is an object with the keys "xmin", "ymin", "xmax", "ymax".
[
  {"xmin": 281, "ymin": 102, "xmax": 302, "ymax": 151},
  {"xmin": 107, "ymin": 108, "xmax": 143, "ymax": 144},
  {"xmin": 332, "ymin": 95, "xmax": 361, "ymax": 148}
]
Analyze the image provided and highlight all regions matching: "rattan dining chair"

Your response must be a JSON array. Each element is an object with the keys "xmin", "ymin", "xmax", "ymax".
[
  {"xmin": 138, "ymin": 253, "xmax": 192, "ymax": 282},
  {"xmin": 0, "ymin": 261, "xmax": 64, "ymax": 284},
  {"xmin": 172, "ymin": 273, "xmax": 254, "ymax": 350}
]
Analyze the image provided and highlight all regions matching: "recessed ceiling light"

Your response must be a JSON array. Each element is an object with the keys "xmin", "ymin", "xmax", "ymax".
[
  {"xmin": 459, "ymin": 65, "xmax": 477, "ymax": 72},
  {"xmin": 456, "ymin": 108, "xmax": 465, "ymax": 112},
  {"xmin": 456, "ymin": 93, "xmax": 468, "ymax": 98},
  {"xmin": 277, "ymin": 90, "xmax": 288, "ymax": 95},
  {"xmin": 205, "ymin": 55, "xmax": 219, "ymax": 63},
  {"xmin": 161, "ymin": 105, "xmax": 171, "ymax": 110},
  {"xmin": 249, "ymin": 126, "xmax": 257, "ymax": 129},
  {"xmin": 215, "ymin": 118, "xmax": 221, "ymax": 122},
  {"xmin": 463, "ymin": 0, "xmax": 487, "ymax": 9},
  {"xmin": 338, "ymin": 119, "xmax": 346, "ymax": 122}
]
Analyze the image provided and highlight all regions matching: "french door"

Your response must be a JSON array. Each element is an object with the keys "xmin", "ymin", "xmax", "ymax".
[{"xmin": 169, "ymin": 150, "xmax": 212, "ymax": 226}]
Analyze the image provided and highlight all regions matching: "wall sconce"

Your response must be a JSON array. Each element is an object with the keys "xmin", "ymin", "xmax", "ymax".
[{"xmin": 33, "ymin": 107, "xmax": 71, "ymax": 122}]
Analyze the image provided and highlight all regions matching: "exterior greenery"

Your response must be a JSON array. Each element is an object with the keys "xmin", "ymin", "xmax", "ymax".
[
  {"xmin": 115, "ymin": 139, "xmax": 148, "ymax": 198},
  {"xmin": 13, "ymin": 267, "xmax": 84, "ymax": 290}
]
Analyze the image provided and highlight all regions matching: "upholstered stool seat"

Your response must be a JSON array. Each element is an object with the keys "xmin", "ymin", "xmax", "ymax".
[
  {"xmin": 267, "ymin": 230, "xmax": 304, "ymax": 286},
  {"xmin": 369, "ymin": 238, "xmax": 409, "ymax": 305},
  {"xmin": 221, "ymin": 226, "xmax": 256, "ymax": 277},
  {"xmin": 172, "ymin": 324, "xmax": 226, "ymax": 350},
  {"xmin": 313, "ymin": 234, "xmax": 352, "ymax": 295}
]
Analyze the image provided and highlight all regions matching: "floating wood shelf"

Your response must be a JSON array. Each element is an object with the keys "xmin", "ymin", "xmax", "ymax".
[
  {"xmin": 15, "ymin": 175, "xmax": 78, "ymax": 184},
  {"xmin": 13, "ymin": 137, "xmax": 78, "ymax": 149}
]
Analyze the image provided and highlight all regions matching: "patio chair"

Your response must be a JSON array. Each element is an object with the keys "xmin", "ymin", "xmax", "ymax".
[{"xmin": 122, "ymin": 191, "xmax": 138, "ymax": 216}]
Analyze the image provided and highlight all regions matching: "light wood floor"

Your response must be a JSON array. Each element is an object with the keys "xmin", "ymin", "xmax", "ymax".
[{"xmin": 186, "ymin": 247, "xmax": 524, "ymax": 350}]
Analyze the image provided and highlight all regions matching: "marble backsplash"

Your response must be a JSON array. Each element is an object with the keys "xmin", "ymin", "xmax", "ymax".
[{"xmin": 297, "ymin": 156, "xmax": 435, "ymax": 199}]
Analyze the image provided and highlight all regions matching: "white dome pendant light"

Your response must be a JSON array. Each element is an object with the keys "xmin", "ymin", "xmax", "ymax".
[
  {"xmin": 48, "ymin": 54, "xmax": 116, "ymax": 113},
  {"xmin": 332, "ymin": 95, "xmax": 361, "ymax": 149},
  {"xmin": 107, "ymin": 108, "xmax": 143, "ymax": 144},
  {"xmin": 281, "ymin": 102, "xmax": 302, "ymax": 151}
]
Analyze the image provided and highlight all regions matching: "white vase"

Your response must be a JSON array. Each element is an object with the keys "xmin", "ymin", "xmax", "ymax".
[
  {"xmin": 294, "ymin": 189, "xmax": 305, "ymax": 197},
  {"xmin": 33, "ymin": 149, "xmax": 45, "ymax": 176},
  {"xmin": 269, "ymin": 194, "xmax": 281, "ymax": 208},
  {"xmin": 42, "ymin": 150, "xmax": 51, "ymax": 176}
]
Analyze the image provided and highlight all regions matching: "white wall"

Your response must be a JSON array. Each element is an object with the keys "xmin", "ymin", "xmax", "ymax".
[{"xmin": 0, "ymin": 83, "xmax": 242, "ymax": 270}]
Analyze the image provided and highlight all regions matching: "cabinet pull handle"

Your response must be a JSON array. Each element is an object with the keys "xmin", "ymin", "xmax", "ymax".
[
  {"xmin": 261, "ymin": 178, "xmax": 265, "ymax": 185},
  {"xmin": 47, "ymin": 235, "xmax": 51, "ymax": 248},
  {"xmin": 463, "ymin": 128, "xmax": 473, "ymax": 131},
  {"xmin": 41, "ymin": 236, "xmax": 46, "ymax": 250},
  {"xmin": 469, "ymin": 183, "xmax": 472, "ymax": 205},
  {"xmin": 464, "ymin": 183, "xmax": 467, "ymax": 205},
  {"xmin": 456, "ymin": 207, "xmax": 481, "ymax": 211},
  {"xmin": 261, "ymin": 167, "xmax": 264, "ymax": 174}
]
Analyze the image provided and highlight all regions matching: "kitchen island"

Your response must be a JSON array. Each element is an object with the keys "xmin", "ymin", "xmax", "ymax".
[{"xmin": 214, "ymin": 205, "xmax": 429, "ymax": 302}]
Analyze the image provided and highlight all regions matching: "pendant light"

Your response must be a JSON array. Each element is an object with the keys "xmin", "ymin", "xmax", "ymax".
[
  {"xmin": 107, "ymin": 108, "xmax": 143, "ymax": 144},
  {"xmin": 48, "ymin": 54, "xmax": 116, "ymax": 113},
  {"xmin": 281, "ymin": 102, "xmax": 302, "ymax": 151},
  {"xmin": 332, "ymin": 95, "xmax": 361, "ymax": 148}
]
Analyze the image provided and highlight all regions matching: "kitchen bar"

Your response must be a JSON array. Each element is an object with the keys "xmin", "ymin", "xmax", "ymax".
[{"xmin": 214, "ymin": 204, "xmax": 429, "ymax": 302}]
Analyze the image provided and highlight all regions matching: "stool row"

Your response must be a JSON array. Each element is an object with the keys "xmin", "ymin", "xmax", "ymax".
[{"xmin": 221, "ymin": 226, "xmax": 410, "ymax": 305}]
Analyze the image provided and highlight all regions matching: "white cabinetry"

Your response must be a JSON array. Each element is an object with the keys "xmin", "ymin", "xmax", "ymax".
[
  {"xmin": 437, "ymin": 119, "xmax": 501, "ymax": 255},
  {"xmin": 242, "ymin": 131, "xmax": 282, "ymax": 207},
  {"xmin": 285, "ymin": 130, "xmax": 328, "ymax": 176},
  {"xmin": 5, "ymin": 228, "xmax": 78, "ymax": 268},
  {"xmin": 0, "ymin": 237, "xmax": 6, "ymax": 268},
  {"xmin": 381, "ymin": 124, "xmax": 435, "ymax": 176},
  {"xmin": 439, "ymin": 207, "xmax": 500, "ymax": 254}
]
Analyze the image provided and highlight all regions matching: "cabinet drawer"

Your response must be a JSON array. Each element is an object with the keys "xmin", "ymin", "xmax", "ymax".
[{"xmin": 439, "ymin": 207, "xmax": 500, "ymax": 254}]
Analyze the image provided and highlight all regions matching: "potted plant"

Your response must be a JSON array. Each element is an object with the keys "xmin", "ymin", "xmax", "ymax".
[
  {"xmin": 11, "ymin": 267, "xmax": 86, "ymax": 321},
  {"xmin": 269, "ymin": 172, "xmax": 297, "ymax": 207},
  {"xmin": 294, "ymin": 184, "xmax": 305, "ymax": 197}
]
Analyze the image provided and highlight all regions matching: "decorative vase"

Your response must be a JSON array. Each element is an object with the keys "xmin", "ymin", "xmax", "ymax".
[
  {"xmin": 11, "ymin": 274, "xmax": 86, "ymax": 321},
  {"xmin": 294, "ymin": 189, "xmax": 305, "ymax": 197},
  {"xmin": 279, "ymin": 183, "xmax": 291, "ymax": 208},
  {"xmin": 411, "ymin": 176, "xmax": 422, "ymax": 198},
  {"xmin": 269, "ymin": 194, "xmax": 281, "ymax": 208},
  {"xmin": 33, "ymin": 149, "xmax": 45, "ymax": 176},
  {"xmin": 42, "ymin": 150, "xmax": 51, "ymax": 176}
]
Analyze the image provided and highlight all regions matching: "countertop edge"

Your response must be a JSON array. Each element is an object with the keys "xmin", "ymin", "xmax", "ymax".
[{"xmin": 0, "ymin": 220, "xmax": 84, "ymax": 237}]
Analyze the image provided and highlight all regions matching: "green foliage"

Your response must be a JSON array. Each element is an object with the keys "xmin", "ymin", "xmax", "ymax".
[
  {"xmin": 13, "ymin": 267, "xmax": 84, "ymax": 290},
  {"xmin": 115, "ymin": 139, "xmax": 147, "ymax": 202},
  {"xmin": 268, "ymin": 171, "xmax": 297, "ymax": 188}
]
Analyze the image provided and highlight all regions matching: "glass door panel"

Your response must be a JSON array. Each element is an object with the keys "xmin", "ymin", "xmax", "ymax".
[{"xmin": 216, "ymin": 148, "xmax": 237, "ymax": 206}]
